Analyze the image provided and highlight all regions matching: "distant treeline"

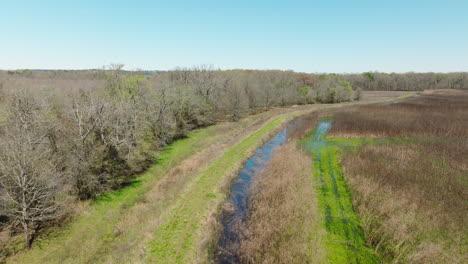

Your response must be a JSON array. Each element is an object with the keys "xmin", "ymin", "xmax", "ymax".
[
  {"xmin": 0, "ymin": 66, "xmax": 466, "ymax": 249},
  {"xmin": 3, "ymin": 68, "xmax": 468, "ymax": 91},
  {"xmin": 342, "ymin": 72, "xmax": 468, "ymax": 91}
]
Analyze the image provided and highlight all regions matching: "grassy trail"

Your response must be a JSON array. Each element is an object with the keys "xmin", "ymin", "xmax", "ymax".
[{"xmin": 304, "ymin": 118, "xmax": 412, "ymax": 263}]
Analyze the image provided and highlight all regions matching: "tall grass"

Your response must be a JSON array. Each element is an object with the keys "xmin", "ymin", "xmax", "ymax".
[
  {"xmin": 238, "ymin": 142, "xmax": 325, "ymax": 263},
  {"xmin": 330, "ymin": 90, "xmax": 468, "ymax": 263},
  {"xmin": 331, "ymin": 90, "xmax": 467, "ymax": 138}
]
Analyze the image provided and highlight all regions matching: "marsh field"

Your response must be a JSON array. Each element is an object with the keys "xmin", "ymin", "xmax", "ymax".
[
  {"xmin": 215, "ymin": 90, "xmax": 467, "ymax": 264},
  {"xmin": 0, "ymin": 70, "xmax": 467, "ymax": 264}
]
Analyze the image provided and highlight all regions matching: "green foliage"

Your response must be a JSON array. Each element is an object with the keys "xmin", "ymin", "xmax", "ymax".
[
  {"xmin": 122, "ymin": 74, "xmax": 147, "ymax": 99},
  {"xmin": 341, "ymin": 80, "xmax": 353, "ymax": 93},
  {"xmin": 92, "ymin": 145, "xmax": 132, "ymax": 187},
  {"xmin": 362, "ymin": 72, "xmax": 375, "ymax": 81},
  {"xmin": 315, "ymin": 77, "xmax": 355, "ymax": 103},
  {"xmin": 328, "ymin": 87, "xmax": 338, "ymax": 103},
  {"xmin": 106, "ymin": 72, "xmax": 147, "ymax": 101},
  {"xmin": 21, "ymin": 69, "xmax": 33, "ymax": 76},
  {"xmin": 299, "ymin": 86, "xmax": 311, "ymax": 96},
  {"xmin": 319, "ymin": 74, "xmax": 327, "ymax": 80}
]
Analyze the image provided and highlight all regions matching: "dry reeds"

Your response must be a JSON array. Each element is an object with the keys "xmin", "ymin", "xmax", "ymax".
[
  {"xmin": 332, "ymin": 90, "xmax": 468, "ymax": 263},
  {"xmin": 238, "ymin": 143, "xmax": 325, "ymax": 264},
  {"xmin": 330, "ymin": 90, "xmax": 468, "ymax": 138}
]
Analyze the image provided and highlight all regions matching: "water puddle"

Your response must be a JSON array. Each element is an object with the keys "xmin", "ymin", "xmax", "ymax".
[{"xmin": 216, "ymin": 128, "xmax": 288, "ymax": 263}]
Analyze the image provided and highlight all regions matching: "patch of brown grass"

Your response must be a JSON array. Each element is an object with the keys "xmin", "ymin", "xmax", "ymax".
[
  {"xmin": 238, "ymin": 142, "xmax": 325, "ymax": 264},
  {"xmin": 333, "ymin": 90, "xmax": 468, "ymax": 263},
  {"xmin": 330, "ymin": 90, "xmax": 468, "ymax": 138}
]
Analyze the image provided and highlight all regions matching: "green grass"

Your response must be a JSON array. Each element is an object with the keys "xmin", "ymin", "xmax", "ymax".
[
  {"xmin": 304, "ymin": 117, "xmax": 420, "ymax": 263},
  {"xmin": 314, "ymin": 145, "xmax": 378, "ymax": 263},
  {"xmin": 0, "ymin": 108, "xmax": 7, "ymax": 125},
  {"xmin": 305, "ymin": 119, "xmax": 380, "ymax": 264}
]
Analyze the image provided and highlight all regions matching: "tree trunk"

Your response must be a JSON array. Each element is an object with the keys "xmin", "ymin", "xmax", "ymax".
[{"xmin": 22, "ymin": 222, "xmax": 32, "ymax": 249}]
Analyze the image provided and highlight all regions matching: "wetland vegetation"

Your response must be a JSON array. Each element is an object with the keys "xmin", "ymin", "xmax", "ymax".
[{"xmin": 0, "ymin": 68, "xmax": 466, "ymax": 264}]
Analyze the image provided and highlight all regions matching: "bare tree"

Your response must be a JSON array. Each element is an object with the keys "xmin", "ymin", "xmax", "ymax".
[
  {"xmin": 0, "ymin": 93, "xmax": 64, "ymax": 248},
  {"xmin": 65, "ymin": 91, "xmax": 107, "ymax": 199},
  {"xmin": 192, "ymin": 65, "xmax": 217, "ymax": 103}
]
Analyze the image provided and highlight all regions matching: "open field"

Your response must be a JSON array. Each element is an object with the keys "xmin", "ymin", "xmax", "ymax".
[
  {"xmin": 329, "ymin": 90, "xmax": 468, "ymax": 263},
  {"xmin": 221, "ymin": 90, "xmax": 466, "ymax": 264}
]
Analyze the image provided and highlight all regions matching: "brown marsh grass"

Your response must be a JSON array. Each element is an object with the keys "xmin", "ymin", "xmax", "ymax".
[
  {"xmin": 238, "ymin": 142, "xmax": 325, "ymax": 264},
  {"xmin": 330, "ymin": 89, "xmax": 468, "ymax": 138},
  {"xmin": 331, "ymin": 90, "xmax": 468, "ymax": 263}
]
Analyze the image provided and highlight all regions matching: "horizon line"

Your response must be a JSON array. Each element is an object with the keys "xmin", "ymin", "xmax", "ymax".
[{"xmin": 1, "ymin": 68, "xmax": 467, "ymax": 75}]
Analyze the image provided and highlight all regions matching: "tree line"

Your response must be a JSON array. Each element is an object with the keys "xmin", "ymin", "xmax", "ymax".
[{"xmin": 342, "ymin": 71, "xmax": 468, "ymax": 91}]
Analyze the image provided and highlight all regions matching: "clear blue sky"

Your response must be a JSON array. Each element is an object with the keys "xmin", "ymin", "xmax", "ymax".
[{"xmin": 1, "ymin": 0, "xmax": 467, "ymax": 73}]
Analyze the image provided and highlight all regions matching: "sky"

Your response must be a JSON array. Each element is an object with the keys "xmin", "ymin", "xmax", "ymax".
[{"xmin": 1, "ymin": 0, "xmax": 467, "ymax": 73}]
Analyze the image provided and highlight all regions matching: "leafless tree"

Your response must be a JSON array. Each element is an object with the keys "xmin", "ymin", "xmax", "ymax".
[
  {"xmin": 64, "ymin": 91, "xmax": 108, "ymax": 199},
  {"xmin": 0, "ymin": 93, "xmax": 64, "ymax": 248}
]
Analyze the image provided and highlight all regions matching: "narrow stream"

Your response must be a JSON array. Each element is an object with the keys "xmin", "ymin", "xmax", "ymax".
[{"xmin": 216, "ymin": 127, "xmax": 288, "ymax": 263}]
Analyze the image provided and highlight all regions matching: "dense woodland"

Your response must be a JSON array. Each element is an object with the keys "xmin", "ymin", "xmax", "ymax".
[{"xmin": 0, "ymin": 66, "xmax": 467, "ymax": 249}]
